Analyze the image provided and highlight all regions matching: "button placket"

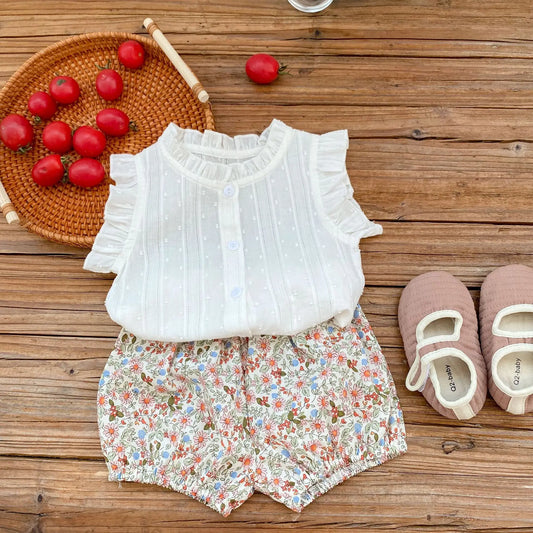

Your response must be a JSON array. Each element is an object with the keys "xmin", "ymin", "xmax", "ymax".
[{"xmin": 218, "ymin": 182, "xmax": 247, "ymax": 331}]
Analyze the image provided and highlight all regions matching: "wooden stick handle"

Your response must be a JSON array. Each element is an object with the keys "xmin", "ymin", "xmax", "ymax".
[
  {"xmin": 0, "ymin": 179, "xmax": 19, "ymax": 224},
  {"xmin": 143, "ymin": 17, "xmax": 209, "ymax": 104}
]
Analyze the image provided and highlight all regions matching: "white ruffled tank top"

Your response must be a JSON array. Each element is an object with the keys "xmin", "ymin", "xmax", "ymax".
[{"xmin": 84, "ymin": 119, "xmax": 382, "ymax": 342}]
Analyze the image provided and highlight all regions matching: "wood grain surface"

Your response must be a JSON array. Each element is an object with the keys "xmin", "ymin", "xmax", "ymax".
[{"xmin": 1, "ymin": 1, "xmax": 533, "ymax": 531}]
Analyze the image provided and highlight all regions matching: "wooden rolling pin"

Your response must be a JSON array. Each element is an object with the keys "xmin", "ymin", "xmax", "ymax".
[
  {"xmin": 0, "ymin": 181, "xmax": 19, "ymax": 224},
  {"xmin": 143, "ymin": 18, "xmax": 209, "ymax": 104}
]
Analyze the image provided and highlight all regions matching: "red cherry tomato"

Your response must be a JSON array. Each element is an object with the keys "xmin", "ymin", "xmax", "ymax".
[
  {"xmin": 31, "ymin": 154, "xmax": 65, "ymax": 187},
  {"xmin": 0, "ymin": 114, "xmax": 33, "ymax": 152},
  {"xmin": 73, "ymin": 126, "xmax": 106, "ymax": 157},
  {"xmin": 49, "ymin": 76, "xmax": 80, "ymax": 105},
  {"xmin": 68, "ymin": 158, "xmax": 105, "ymax": 188},
  {"xmin": 96, "ymin": 108, "xmax": 131, "ymax": 137},
  {"xmin": 96, "ymin": 69, "xmax": 123, "ymax": 101},
  {"xmin": 118, "ymin": 40, "xmax": 145, "ymax": 69},
  {"xmin": 42, "ymin": 121, "xmax": 72, "ymax": 154},
  {"xmin": 28, "ymin": 91, "xmax": 57, "ymax": 120},
  {"xmin": 245, "ymin": 54, "xmax": 286, "ymax": 84}
]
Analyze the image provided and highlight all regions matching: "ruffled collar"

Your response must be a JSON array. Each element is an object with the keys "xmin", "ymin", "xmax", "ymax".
[{"xmin": 158, "ymin": 119, "xmax": 294, "ymax": 187}]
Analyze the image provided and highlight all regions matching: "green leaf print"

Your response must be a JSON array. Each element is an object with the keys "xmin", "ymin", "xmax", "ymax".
[
  {"xmin": 141, "ymin": 372, "xmax": 152, "ymax": 386},
  {"xmin": 243, "ymin": 417, "xmax": 248, "ymax": 429},
  {"xmin": 109, "ymin": 415, "xmax": 115, "ymax": 422},
  {"xmin": 131, "ymin": 336, "xmax": 137, "ymax": 344},
  {"xmin": 121, "ymin": 333, "xmax": 129, "ymax": 343},
  {"xmin": 109, "ymin": 399, "xmax": 115, "ymax": 407},
  {"xmin": 332, "ymin": 416, "xmax": 338, "ymax": 424},
  {"xmin": 337, "ymin": 410, "xmax": 345, "ymax": 418},
  {"xmin": 204, "ymin": 422, "xmax": 211, "ymax": 431},
  {"xmin": 168, "ymin": 395, "xmax": 175, "ymax": 406},
  {"xmin": 329, "ymin": 400, "xmax": 336, "ymax": 408},
  {"xmin": 116, "ymin": 411, "xmax": 124, "ymax": 418},
  {"xmin": 287, "ymin": 411, "xmax": 295, "ymax": 421}
]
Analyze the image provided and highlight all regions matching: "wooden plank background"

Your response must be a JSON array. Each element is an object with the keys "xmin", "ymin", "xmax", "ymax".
[{"xmin": 1, "ymin": 0, "xmax": 533, "ymax": 531}]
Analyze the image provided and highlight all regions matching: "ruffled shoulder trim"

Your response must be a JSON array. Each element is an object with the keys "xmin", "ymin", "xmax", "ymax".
[
  {"xmin": 313, "ymin": 129, "xmax": 382, "ymax": 245},
  {"xmin": 83, "ymin": 154, "xmax": 138, "ymax": 274}
]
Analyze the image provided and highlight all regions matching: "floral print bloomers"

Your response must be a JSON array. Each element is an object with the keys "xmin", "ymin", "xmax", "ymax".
[{"xmin": 97, "ymin": 306, "xmax": 407, "ymax": 516}]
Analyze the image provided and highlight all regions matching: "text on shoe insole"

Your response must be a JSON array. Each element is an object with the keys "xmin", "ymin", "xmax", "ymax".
[
  {"xmin": 445, "ymin": 364, "xmax": 457, "ymax": 392},
  {"xmin": 513, "ymin": 358, "xmax": 521, "ymax": 387}
]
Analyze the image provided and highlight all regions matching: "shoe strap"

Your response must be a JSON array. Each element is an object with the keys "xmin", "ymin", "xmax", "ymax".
[{"xmin": 406, "ymin": 340, "xmax": 469, "ymax": 392}]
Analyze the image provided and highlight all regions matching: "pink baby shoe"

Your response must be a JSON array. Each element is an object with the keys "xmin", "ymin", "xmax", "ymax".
[
  {"xmin": 399, "ymin": 271, "xmax": 487, "ymax": 419},
  {"xmin": 479, "ymin": 264, "xmax": 533, "ymax": 415}
]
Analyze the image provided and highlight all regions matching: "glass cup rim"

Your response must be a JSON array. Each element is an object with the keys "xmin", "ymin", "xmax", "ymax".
[{"xmin": 287, "ymin": 0, "xmax": 334, "ymax": 13}]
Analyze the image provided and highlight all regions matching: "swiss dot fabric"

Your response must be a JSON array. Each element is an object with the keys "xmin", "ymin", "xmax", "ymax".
[{"xmin": 84, "ymin": 119, "xmax": 383, "ymax": 342}]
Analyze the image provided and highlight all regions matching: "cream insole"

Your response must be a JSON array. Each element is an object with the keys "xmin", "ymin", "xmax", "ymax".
[
  {"xmin": 499, "ymin": 312, "xmax": 533, "ymax": 333},
  {"xmin": 422, "ymin": 317, "xmax": 456, "ymax": 339},
  {"xmin": 496, "ymin": 351, "xmax": 533, "ymax": 391},
  {"xmin": 433, "ymin": 356, "xmax": 471, "ymax": 402},
  {"xmin": 422, "ymin": 317, "xmax": 470, "ymax": 401}
]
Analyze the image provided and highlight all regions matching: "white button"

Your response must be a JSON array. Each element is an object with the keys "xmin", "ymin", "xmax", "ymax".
[
  {"xmin": 228, "ymin": 240, "xmax": 240, "ymax": 251},
  {"xmin": 231, "ymin": 287, "xmax": 242, "ymax": 299},
  {"xmin": 223, "ymin": 184, "xmax": 235, "ymax": 197}
]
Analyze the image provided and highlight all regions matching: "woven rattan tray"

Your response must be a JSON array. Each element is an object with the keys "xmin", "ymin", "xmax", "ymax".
[{"xmin": 0, "ymin": 32, "xmax": 215, "ymax": 247}]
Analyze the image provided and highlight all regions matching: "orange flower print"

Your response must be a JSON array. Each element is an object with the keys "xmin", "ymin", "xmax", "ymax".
[
  {"xmin": 139, "ymin": 392, "xmax": 154, "ymax": 408},
  {"xmin": 312, "ymin": 330, "xmax": 322, "ymax": 341},
  {"xmin": 129, "ymin": 358, "xmax": 142, "ymax": 374},
  {"xmin": 272, "ymin": 398, "xmax": 285, "ymax": 412},
  {"xmin": 318, "ymin": 396, "xmax": 329, "ymax": 408},
  {"xmin": 103, "ymin": 423, "xmax": 118, "ymax": 440},
  {"xmin": 97, "ymin": 306, "xmax": 406, "ymax": 517},
  {"xmin": 257, "ymin": 338, "xmax": 271, "ymax": 352}
]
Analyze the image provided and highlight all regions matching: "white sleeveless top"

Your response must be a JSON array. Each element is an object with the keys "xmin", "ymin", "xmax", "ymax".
[{"xmin": 84, "ymin": 119, "xmax": 382, "ymax": 342}]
